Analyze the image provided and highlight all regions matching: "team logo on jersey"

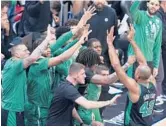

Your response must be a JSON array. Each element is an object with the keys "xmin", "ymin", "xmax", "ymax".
[{"xmin": 105, "ymin": 18, "xmax": 108, "ymax": 22}]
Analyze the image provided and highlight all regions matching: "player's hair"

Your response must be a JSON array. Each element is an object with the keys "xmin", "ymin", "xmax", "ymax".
[
  {"xmin": 69, "ymin": 62, "xmax": 85, "ymax": 75},
  {"xmin": 86, "ymin": 38, "xmax": 101, "ymax": 48},
  {"xmin": 76, "ymin": 48, "xmax": 101, "ymax": 67}
]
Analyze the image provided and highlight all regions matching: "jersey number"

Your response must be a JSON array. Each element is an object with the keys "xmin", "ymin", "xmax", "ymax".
[{"xmin": 139, "ymin": 100, "xmax": 155, "ymax": 117}]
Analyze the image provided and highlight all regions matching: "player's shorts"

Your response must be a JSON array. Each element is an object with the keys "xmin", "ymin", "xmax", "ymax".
[
  {"xmin": 1, "ymin": 108, "xmax": 24, "ymax": 126},
  {"xmin": 24, "ymin": 102, "xmax": 48, "ymax": 126}
]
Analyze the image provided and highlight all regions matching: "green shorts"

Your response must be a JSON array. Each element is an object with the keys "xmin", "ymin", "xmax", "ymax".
[
  {"xmin": 24, "ymin": 102, "xmax": 48, "ymax": 126},
  {"xmin": 92, "ymin": 108, "xmax": 102, "ymax": 122}
]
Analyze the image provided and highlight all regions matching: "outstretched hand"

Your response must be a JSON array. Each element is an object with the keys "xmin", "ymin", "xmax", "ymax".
[
  {"xmin": 127, "ymin": 24, "xmax": 135, "ymax": 41},
  {"xmin": 107, "ymin": 26, "xmax": 115, "ymax": 46},
  {"xmin": 109, "ymin": 94, "xmax": 121, "ymax": 106}
]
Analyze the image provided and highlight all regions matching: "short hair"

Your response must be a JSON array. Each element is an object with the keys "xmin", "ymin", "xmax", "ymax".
[
  {"xmin": 76, "ymin": 48, "xmax": 101, "ymax": 67},
  {"xmin": 137, "ymin": 65, "xmax": 151, "ymax": 80},
  {"xmin": 65, "ymin": 19, "xmax": 79, "ymax": 27},
  {"xmin": 87, "ymin": 38, "xmax": 100, "ymax": 48},
  {"xmin": 9, "ymin": 44, "xmax": 25, "ymax": 56},
  {"xmin": 95, "ymin": 65, "xmax": 109, "ymax": 74},
  {"xmin": 56, "ymin": 26, "xmax": 70, "ymax": 39},
  {"xmin": 50, "ymin": 1, "xmax": 61, "ymax": 13},
  {"xmin": 69, "ymin": 62, "xmax": 85, "ymax": 75},
  {"xmin": 1, "ymin": 1, "xmax": 9, "ymax": 9}
]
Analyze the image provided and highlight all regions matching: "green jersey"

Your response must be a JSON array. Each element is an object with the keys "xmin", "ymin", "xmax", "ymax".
[
  {"xmin": 27, "ymin": 58, "xmax": 51, "ymax": 108},
  {"xmin": 2, "ymin": 58, "xmax": 26, "ymax": 112},
  {"xmin": 76, "ymin": 83, "xmax": 102, "ymax": 125},
  {"xmin": 128, "ymin": 1, "xmax": 162, "ymax": 68}
]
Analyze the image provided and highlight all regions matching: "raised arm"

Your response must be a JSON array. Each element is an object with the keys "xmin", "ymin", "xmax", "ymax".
[
  {"xmin": 127, "ymin": 25, "xmax": 147, "ymax": 65},
  {"xmin": 71, "ymin": 5, "xmax": 96, "ymax": 35},
  {"xmin": 50, "ymin": 6, "xmax": 96, "ymax": 54},
  {"xmin": 52, "ymin": 39, "xmax": 78, "ymax": 56},
  {"xmin": 23, "ymin": 25, "xmax": 54, "ymax": 68},
  {"xmin": 50, "ymin": 31, "xmax": 73, "ymax": 54},
  {"xmin": 90, "ymin": 50, "xmax": 136, "ymax": 86},
  {"xmin": 130, "ymin": 0, "xmax": 142, "ymax": 24},
  {"xmin": 90, "ymin": 57, "xmax": 135, "ymax": 86},
  {"xmin": 107, "ymin": 26, "xmax": 139, "ymax": 96},
  {"xmin": 48, "ymin": 28, "xmax": 92, "ymax": 67}
]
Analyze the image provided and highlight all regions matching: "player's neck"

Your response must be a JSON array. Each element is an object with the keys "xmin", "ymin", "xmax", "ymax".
[
  {"xmin": 12, "ymin": 56, "xmax": 21, "ymax": 60},
  {"xmin": 137, "ymin": 80, "xmax": 149, "ymax": 88},
  {"xmin": 137, "ymin": 79, "xmax": 149, "ymax": 85},
  {"xmin": 66, "ymin": 76, "xmax": 77, "ymax": 86}
]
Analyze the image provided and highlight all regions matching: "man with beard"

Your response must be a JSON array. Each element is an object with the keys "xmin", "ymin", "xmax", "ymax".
[
  {"xmin": 128, "ymin": 0, "xmax": 162, "ymax": 81},
  {"xmin": 87, "ymin": 0, "xmax": 118, "ymax": 70}
]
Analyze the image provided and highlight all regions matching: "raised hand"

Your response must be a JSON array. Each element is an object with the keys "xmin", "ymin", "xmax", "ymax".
[
  {"xmin": 127, "ymin": 24, "xmax": 135, "ymax": 41},
  {"xmin": 127, "ymin": 55, "xmax": 136, "ymax": 65},
  {"xmin": 83, "ymin": 6, "xmax": 96, "ymax": 21},
  {"xmin": 46, "ymin": 25, "xmax": 56, "ymax": 42},
  {"xmin": 77, "ymin": 6, "xmax": 96, "ymax": 29},
  {"xmin": 107, "ymin": 26, "xmax": 115, "ymax": 46},
  {"xmin": 79, "ymin": 28, "xmax": 92, "ymax": 44}
]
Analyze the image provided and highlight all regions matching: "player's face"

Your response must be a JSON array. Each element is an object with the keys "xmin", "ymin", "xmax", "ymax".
[
  {"xmin": 43, "ymin": 46, "xmax": 51, "ymax": 57},
  {"xmin": 100, "ymin": 70, "xmax": 109, "ymax": 76},
  {"xmin": 147, "ymin": 0, "xmax": 160, "ymax": 15},
  {"xmin": 16, "ymin": 45, "xmax": 30, "ymax": 58},
  {"xmin": 91, "ymin": 41, "xmax": 102, "ymax": 55},
  {"xmin": 76, "ymin": 69, "xmax": 86, "ymax": 84}
]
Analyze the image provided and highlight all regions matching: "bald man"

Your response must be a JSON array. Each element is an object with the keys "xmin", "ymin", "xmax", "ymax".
[{"xmin": 107, "ymin": 26, "xmax": 157, "ymax": 126}]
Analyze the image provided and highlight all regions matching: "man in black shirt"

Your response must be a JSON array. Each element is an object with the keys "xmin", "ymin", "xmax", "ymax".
[
  {"xmin": 87, "ymin": 0, "xmax": 118, "ymax": 69},
  {"xmin": 47, "ymin": 63, "xmax": 120, "ymax": 126}
]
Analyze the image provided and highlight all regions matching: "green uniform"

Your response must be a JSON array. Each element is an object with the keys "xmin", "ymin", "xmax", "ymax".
[
  {"xmin": 76, "ymin": 83, "xmax": 102, "ymax": 125},
  {"xmin": 50, "ymin": 31, "xmax": 73, "ymax": 55},
  {"xmin": 2, "ymin": 58, "xmax": 26, "ymax": 125},
  {"xmin": 128, "ymin": 1, "xmax": 162, "ymax": 77},
  {"xmin": 25, "ymin": 58, "xmax": 51, "ymax": 126},
  {"xmin": 50, "ymin": 34, "xmax": 78, "ymax": 92},
  {"xmin": 124, "ymin": 83, "xmax": 156, "ymax": 126}
]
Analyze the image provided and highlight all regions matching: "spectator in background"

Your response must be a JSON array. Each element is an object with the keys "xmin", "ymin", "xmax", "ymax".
[
  {"xmin": 1, "ymin": 1, "xmax": 16, "ymax": 70},
  {"xmin": 128, "ymin": 0, "xmax": 162, "ymax": 99},
  {"xmin": 87, "ymin": 0, "xmax": 118, "ymax": 71},
  {"xmin": 1, "ymin": 1, "xmax": 10, "ymax": 60},
  {"xmin": 87, "ymin": 38, "xmax": 104, "ymax": 64},
  {"xmin": 50, "ymin": 1, "xmax": 61, "ymax": 28},
  {"xmin": 18, "ymin": 0, "xmax": 50, "ymax": 35},
  {"xmin": 18, "ymin": 0, "xmax": 50, "ymax": 50}
]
